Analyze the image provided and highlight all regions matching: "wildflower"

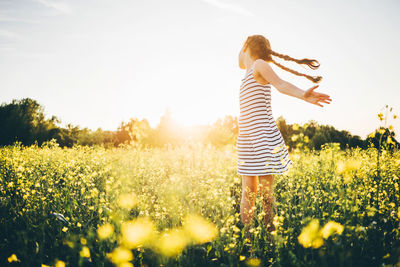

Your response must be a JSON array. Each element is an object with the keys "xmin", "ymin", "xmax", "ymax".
[
  {"xmin": 154, "ymin": 228, "xmax": 190, "ymax": 257},
  {"xmin": 232, "ymin": 225, "xmax": 241, "ymax": 233},
  {"xmin": 182, "ymin": 214, "xmax": 218, "ymax": 244},
  {"xmin": 120, "ymin": 217, "xmax": 157, "ymax": 249},
  {"xmin": 298, "ymin": 219, "xmax": 323, "ymax": 248},
  {"xmin": 107, "ymin": 246, "xmax": 133, "ymax": 264},
  {"xmin": 320, "ymin": 221, "xmax": 344, "ymax": 239},
  {"xmin": 97, "ymin": 223, "xmax": 114, "ymax": 239},
  {"xmin": 62, "ymin": 227, "xmax": 68, "ymax": 232},
  {"xmin": 245, "ymin": 257, "xmax": 261, "ymax": 266},
  {"xmin": 8, "ymin": 254, "xmax": 19, "ymax": 263},
  {"xmin": 80, "ymin": 246, "xmax": 90, "ymax": 258},
  {"xmin": 117, "ymin": 192, "xmax": 138, "ymax": 209},
  {"xmin": 55, "ymin": 260, "xmax": 66, "ymax": 267}
]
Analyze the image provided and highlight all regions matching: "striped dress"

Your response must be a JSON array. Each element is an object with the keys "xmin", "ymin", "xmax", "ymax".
[{"xmin": 237, "ymin": 65, "xmax": 293, "ymax": 176}]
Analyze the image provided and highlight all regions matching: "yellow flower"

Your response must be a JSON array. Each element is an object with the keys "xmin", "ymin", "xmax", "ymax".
[
  {"xmin": 298, "ymin": 219, "xmax": 323, "ymax": 248},
  {"xmin": 120, "ymin": 217, "xmax": 157, "ymax": 249},
  {"xmin": 292, "ymin": 123, "xmax": 299, "ymax": 131},
  {"xmin": 319, "ymin": 221, "xmax": 344, "ymax": 239},
  {"xmin": 8, "ymin": 254, "xmax": 18, "ymax": 263},
  {"xmin": 245, "ymin": 257, "xmax": 261, "ymax": 266},
  {"xmin": 97, "ymin": 223, "xmax": 114, "ymax": 239},
  {"xmin": 182, "ymin": 214, "xmax": 218, "ymax": 244},
  {"xmin": 154, "ymin": 228, "xmax": 191, "ymax": 257},
  {"xmin": 232, "ymin": 225, "xmax": 241, "ymax": 233},
  {"xmin": 240, "ymin": 255, "xmax": 246, "ymax": 261},
  {"xmin": 106, "ymin": 246, "xmax": 133, "ymax": 264},
  {"xmin": 80, "ymin": 246, "xmax": 90, "ymax": 258},
  {"xmin": 55, "ymin": 260, "xmax": 66, "ymax": 267},
  {"xmin": 311, "ymin": 236, "xmax": 324, "ymax": 248},
  {"xmin": 117, "ymin": 192, "xmax": 138, "ymax": 209},
  {"xmin": 62, "ymin": 227, "xmax": 68, "ymax": 232}
]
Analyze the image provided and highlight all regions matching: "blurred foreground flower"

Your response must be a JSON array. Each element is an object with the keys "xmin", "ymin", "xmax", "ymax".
[
  {"xmin": 80, "ymin": 246, "xmax": 91, "ymax": 258},
  {"xmin": 107, "ymin": 246, "xmax": 133, "ymax": 265},
  {"xmin": 153, "ymin": 228, "xmax": 191, "ymax": 257},
  {"xmin": 97, "ymin": 223, "xmax": 114, "ymax": 239},
  {"xmin": 182, "ymin": 214, "xmax": 218, "ymax": 244},
  {"xmin": 120, "ymin": 217, "xmax": 157, "ymax": 249},
  {"xmin": 298, "ymin": 219, "xmax": 344, "ymax": 249},
  {"xmin": 245, "ymin": 257, "xmax": 261, "ymax": 266},
  {"xmin": 298, "ymin": 219, "xmax": 323, "ymax": 248},
  {"xmin": 117, "ymin": 192, "xmax": 138, "ymax": 209},
  {"xmin": 8, "ymin": 253, "xmax": 19, "ymax": 263},
  {"xmin": 320, "ymin": 221, "xmax": 344, "ymax": 239}
]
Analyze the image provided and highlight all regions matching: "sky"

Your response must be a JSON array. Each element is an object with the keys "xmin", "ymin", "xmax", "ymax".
[{"xmin": 1, "ymin": 0, "xmax": 399, "ymax": 140}]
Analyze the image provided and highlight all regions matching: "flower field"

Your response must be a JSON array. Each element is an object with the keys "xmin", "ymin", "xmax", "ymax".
[{"xmin": 1, "ymin": 140, "xmax": 400, "ymax": 266}]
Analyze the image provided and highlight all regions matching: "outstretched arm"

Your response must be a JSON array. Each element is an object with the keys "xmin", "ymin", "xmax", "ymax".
[{"xmin": 254, "ymin": 59, "xmax": 332, "ymax": 107}]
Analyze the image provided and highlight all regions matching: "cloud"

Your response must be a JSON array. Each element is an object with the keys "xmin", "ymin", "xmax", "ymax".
[
  {"xmin": 36, "ymin": 0, "xmax": 71, "ymax": 14},
  {"xmin": 0, "ymin": 29, "xmax": 22, "ymax": 40},
  {"xmin": 201, "ymin": 0, "xmax": 254, "ymax": 16},
  {"xmin": 0, "ymin": 15, "xmax": 41, "ymax": 24}
]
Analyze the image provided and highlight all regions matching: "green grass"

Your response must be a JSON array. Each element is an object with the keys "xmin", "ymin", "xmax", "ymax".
[{"xmin": 1, "ymin": 140, "xmax": 400, "ymax": 266}]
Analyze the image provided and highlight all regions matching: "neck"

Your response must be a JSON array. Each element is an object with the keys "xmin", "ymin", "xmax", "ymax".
[{"xmin": 244, "ymin": 58, "xmax": 255, "ymax": 71}]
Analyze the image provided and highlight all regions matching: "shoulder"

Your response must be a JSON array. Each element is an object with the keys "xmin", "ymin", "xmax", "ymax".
[{"xmin": 253, "ymin": 59, "xmax": 272, "ymax": 73}]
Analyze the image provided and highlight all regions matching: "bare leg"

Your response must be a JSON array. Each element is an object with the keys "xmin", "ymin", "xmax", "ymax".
[
  {"xmin": 258, "ymin": 174, "xmax": 276, "ymax": 231},
  {"xmin": 240, "ymin": 175, "xmax": 258, "ymax": 229}
]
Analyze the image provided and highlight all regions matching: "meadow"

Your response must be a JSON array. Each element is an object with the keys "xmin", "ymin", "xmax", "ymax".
[{"xmin": 1, "ymin": 139, "xmax": 400, "ymax": 267}]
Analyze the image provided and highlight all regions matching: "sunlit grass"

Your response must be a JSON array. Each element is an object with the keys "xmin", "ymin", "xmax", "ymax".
[{"xmin": 0, "ymin": 136, "xmax": 399, "ymax": 266}]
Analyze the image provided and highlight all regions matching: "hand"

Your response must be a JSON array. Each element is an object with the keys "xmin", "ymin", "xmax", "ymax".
[{"xmin": 303, "ymin": 85, "xmax": 332, "ymax": 107}]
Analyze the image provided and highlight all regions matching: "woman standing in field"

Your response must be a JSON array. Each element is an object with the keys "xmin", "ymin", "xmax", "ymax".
[{"xmin": 237, "ymin": 35, "xmax": 332, "ymax": 235}]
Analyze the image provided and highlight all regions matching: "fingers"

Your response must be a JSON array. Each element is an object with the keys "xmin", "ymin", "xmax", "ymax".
[
  {"xmin": 319, "ymin": 99, "xmax": 331, "ymax": 104},
  {"xmin": 315, "ymin": 102, "xmax": 323, "ymax": 107},
  {"xmin": 318, "ymin": 95, "xmax": 332, "ymax": 102}
]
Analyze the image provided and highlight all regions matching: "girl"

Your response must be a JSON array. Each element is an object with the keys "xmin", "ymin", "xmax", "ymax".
[{"xmin": 237, "ymin": 35, "xmax": 332, "ymax": 235}]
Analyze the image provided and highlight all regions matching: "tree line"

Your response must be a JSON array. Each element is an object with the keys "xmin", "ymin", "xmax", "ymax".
[{"xmin": 0, "ymin": 98, "xmax": 398, "ymax": 151}]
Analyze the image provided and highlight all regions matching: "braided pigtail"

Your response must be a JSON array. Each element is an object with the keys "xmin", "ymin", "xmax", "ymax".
[
  {"xmin": 269, "ymin": 49, "xmax": 320, "ymax": 70},
  {"xmin": 270, "ymin": 55, "xmax": 322, "ymax": 83},
  {"xmin": 244, "ymin": 35, "xmax": 323, "ymax": 83}
]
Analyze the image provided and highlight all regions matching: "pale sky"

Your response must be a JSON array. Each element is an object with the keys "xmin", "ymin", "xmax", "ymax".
[{"xmin": 1, "ymin": 0, "xmax": 399, "ymax": 140}]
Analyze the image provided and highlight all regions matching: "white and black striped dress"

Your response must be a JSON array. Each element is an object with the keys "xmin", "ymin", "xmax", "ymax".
[{"xmin": 237, "ymin": 66, "xmax": 293, "ymax": 176}]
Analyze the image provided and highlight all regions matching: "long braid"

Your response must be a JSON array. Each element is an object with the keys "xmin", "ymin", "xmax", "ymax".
[
  {"xmin": 244, "ymin": 35, "xmax": 323, "ymax": 83},
  {"xmin": 269, "ymin": 49, "xmax": 320, "ymax": 70},
  {"xmin": 270, "ymin": 55, "xmax": 322, "ymax": 83}
]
